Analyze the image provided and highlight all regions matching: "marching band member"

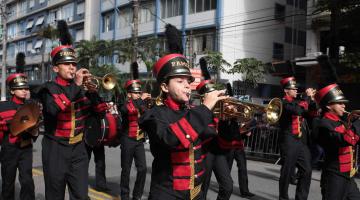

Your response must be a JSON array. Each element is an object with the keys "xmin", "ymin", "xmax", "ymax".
[
  {"xmin": 197, "ymin": 80, "xmax": 234, "ymax": 200},
  {"xmin": 139, "ymin": 53, "xmax": 226, "ymax": 200},
  {"xmin": 0, "ymin": 72, "xmax": 36, "ymax": 200},
  {"xmin": 278, "ymin": 77, "xmax": 317, "ymax": 200},
  {"xmin": 85, "ymin": 137, "xmax": 109, "ymax": 192},
  {"xmin": 119, "ymin": 62, "xmax": 150, "ymax": 200},
  {"xmin": 314, "ymin": 84, "xmax": 360, "ymax": 200},
  {"xmin": 37, "ymin": 20, "xmax": 107, "ymax": 200}
]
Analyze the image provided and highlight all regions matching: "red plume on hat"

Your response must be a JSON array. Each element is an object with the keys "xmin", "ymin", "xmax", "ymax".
[{"xmin": 51, "ymin": 20, "xmax": 76, "ymax": 66}]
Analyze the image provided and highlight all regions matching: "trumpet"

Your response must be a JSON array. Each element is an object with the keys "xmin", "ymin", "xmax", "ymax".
[
  {"xmin": 344, "ymin": 110, "xmax": 360, "ymax": 177},
  {"xmin": 214, "ymin": 98, "xmax": 283, "ymax": 125},
  {"xmin": 83, "ymin": 73, "xmax": 117, "ymax": 90}
]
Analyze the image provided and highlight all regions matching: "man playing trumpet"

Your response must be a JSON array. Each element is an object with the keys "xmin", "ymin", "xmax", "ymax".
[
  {"xmin": 278, "ymin": 77, "xmax": 317, "ymax": 200},
  {"xmin": 119, "ymin": 66, "xmax": 150, "ymax": 200},
  {"xmin": 314, "ymin": 84, "xmax": 360, "ymax": 200},
  {"xmin": 37, "ymin": 20, "xmax": 107, "ymax": 200}
]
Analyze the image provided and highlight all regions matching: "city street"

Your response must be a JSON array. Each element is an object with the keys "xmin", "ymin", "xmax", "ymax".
[{"xmin": 3, "ymin": 136, "xmax": 360, "ymax": 200}]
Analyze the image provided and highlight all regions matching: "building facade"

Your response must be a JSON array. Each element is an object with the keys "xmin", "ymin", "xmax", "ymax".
[
  {"xmin": 0, "ymin": 0, "xmax": 96, "ymax": 86},
  {"xmin": 1, "ymin": 0, "xmax": 308, "ymax": 100}
]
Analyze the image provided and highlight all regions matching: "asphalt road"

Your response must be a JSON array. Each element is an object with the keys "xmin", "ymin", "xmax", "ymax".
[{"xmin": 3, "ymin": 136, "xmax": 360, "ymax": 200}]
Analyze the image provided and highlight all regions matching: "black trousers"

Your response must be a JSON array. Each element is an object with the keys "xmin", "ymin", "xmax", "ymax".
[
  {"xmin": 120, "ymin": 136, "xmax": 147, "ymax": 200},
  {"xmin": 202, "ymin": 151, "xmax": 233, "ymax": 200},
  {"xmin": 227, "ymin": 148, "xmax": 250, "ymax": 195},
  {"xmin": 321, "ymin": 171, "xmax": 360, "ymax": 200},
  {"xmin": 0, "ymin": 143, "xmax": 35, "ymax": 200},
  {"xmin": 86, "ymin": 144, "xmax": 107, "ymax": 189},
  {"xmin": 42, "ymin": 137, "xmax": 89, "ymax": 200},
  {"xmin": 148, "ymin": 185, "xmax": 204, "ymax": 200},
  {"xmin": 279, "ymin": 136, "xmax": 312, "ymax": 200}
]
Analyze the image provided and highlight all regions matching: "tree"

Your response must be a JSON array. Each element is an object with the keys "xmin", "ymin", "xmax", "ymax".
[
  {"xmin": 76, "ymin": 38, "xmax": 127, "ymax": 103},
  {"xmin": 202, "ymin": 51, "xmax": 231, "ymax": 83},
  {"xmin": 314, "ymin": 0, "xmax": 360, "ymax": 66},
  {"xmin": 229, "ymin": 58, "xmax": 271, "ymax": 88},
  {"xmin": 38, "ymin": 25, "xmax": 58, "ymax": 81}
]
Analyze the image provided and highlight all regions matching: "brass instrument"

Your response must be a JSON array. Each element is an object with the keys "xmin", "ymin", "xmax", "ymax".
[
  {"xmin": 344, "ymin": 110, "xmax": 360, "ymax": 177},
  {"xmin": 83, "ymin": 73, "xmax": 117, "ymax": 90},
  {"xmin": 214, "ymin": 97, "xmax": 283, "ymax": 125}
]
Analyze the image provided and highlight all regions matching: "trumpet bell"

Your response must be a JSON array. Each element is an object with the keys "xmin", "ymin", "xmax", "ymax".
[{"xmin": 102, "ymin": 74, "xmax": 117, "ymax": 90}]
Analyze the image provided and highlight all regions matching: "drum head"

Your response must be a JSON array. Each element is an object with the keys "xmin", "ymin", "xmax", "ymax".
[{"xmin": 84, "ymin": 115, "xmax": 105, "ymax": 147}]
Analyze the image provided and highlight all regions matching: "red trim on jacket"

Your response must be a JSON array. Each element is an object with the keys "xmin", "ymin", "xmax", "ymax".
[
  {"xmin": 11, "ymin": 96, "xmax": 24, "ymax": 105},
  {"xmin": 55, "ymin": 76, "xmax": 71, "ymax": 86},
  {"xmin": 126, "ymin": 99, "xmax": 140, "ymax": 138},
  {"xmin": 338, "ymin": 147, "xmax": 352, "ymax": 173},
  {"xmin": 52, "ymin": 93, "xmax": 71, "ymax": 111},
  {"xmin": 217, "ymin": 137, "xmax": 244, "ymax": 149},
  {"xmin": 164, "ymin": 96, "xmax": 182, "ymax": 111}
]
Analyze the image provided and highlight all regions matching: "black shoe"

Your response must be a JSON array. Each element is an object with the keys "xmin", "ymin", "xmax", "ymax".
[
  {"xmin": 240, "ymin": 192, "xmax": 255, "ymax": 199},
  {"xmin": 290, "ymin": 178, "xmax": 298, "ymax": 185},
  {"xmin": 95, "ymin": 186, "xmax": 111, "ymax": 192}
]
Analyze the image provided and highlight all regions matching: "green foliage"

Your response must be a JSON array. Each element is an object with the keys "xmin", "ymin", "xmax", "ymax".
[
  {"xmin": 202, "ymin": 51, "xmax": 231, "ymax": 83},
  {"xmin": 229, "ymin": 58, "xmax": 269, "ymax": 88}
]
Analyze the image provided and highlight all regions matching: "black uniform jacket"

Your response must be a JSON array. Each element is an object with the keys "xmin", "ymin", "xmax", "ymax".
[
  {"xmin": 315, "ymin": 112, "xmax": 360, "ymax": 178},
  {"xmin": 139, "ymin": 96, "xmax": 216, "ymax": 198},
  {"xmin": 0, "ymin": 96, "xmax": 35, "ymax": 146},
  {"xmin": 38, "ymin": 76, "xmax": 106, "ymax": 145},
  {"xmin": 279, "ymin": 95, "xmax": 317, "ymax": 144},
  {"xmin": 120, "ymin": 98, "xmax": 147, "ymax": 140}
]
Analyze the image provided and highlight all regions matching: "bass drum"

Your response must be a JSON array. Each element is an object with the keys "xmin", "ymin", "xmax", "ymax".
[{"xmin": 84, "ymin": 113, "xmax": 118, "ymax": 147}]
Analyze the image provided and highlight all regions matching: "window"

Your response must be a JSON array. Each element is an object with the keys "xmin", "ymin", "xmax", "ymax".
[
  {"xmin": 161, "ymin": 0, "xmax": 183, "ymax": 18},
  {"xmin": 275, "ymin": 3, "xmax": 285, "ymax": 22},
  {"xmin": 35, "ymin": 16, "xmax": 45, "ymax": 26},
  {"xmin": 299, "ymin": 0, "xmax": 306, "ymax": 10},
  {"xmin": 7, "ymin": 23, "xmax": 17, "ymax": 39},
  {"xmin": 297, "ymin": 30, "xmax": 306, "ymax": 47},
  {"xmin": 17, "ymin": 21, "xmax": 25, "ymax": 36},
  {"xmin": 8, "ymin": 4, "xmax": 16, "ymax": 18},
  {"xmin": 75, "ymin": 29, "xmax": 84, "ymax": 41},
  {"xmin": 139, "ymin": 2, "xmax": 155, "ymax": 23},
  {"xmin": 7, "ymin": 43, "xmax": 15, "ymax": 57},
  {"xmin": 189, "ymin": 0, "xmax": 217, "ymax": 14},
  {"xmin": 273, "ymin": 43, "xmax": 284, "ymax": 60},
  {"xmin": 17, "ymin": 41, "xmax": 26, "ymax": 53},
  {"xmin": 285, "ymin": 27, "xmax": 293, "ymax": 44},
  {"xmin": 192, "ymin": 33, "xmax": 215, "ymax": 53},
  {"xmin": 26, "ymin": 41, "xmax": 33, "ymax": 54},
  {"xmin": 48, "ymin": 9, "xmax": 61, "ymax": 24},
  {"xmin": 118, "ymin": 8, "xmax": 132, "ymax": 28},
  {"xmin": 77, "ymin": 2, "xmax": 85, "ymax": 15},
  {"xmin": 29, "ymin": 0, "xmax": 35, "ymax": 8},
  {"xmin": 287, "ymin": 0, "xmax": 306, "ymax": 10},
  {"xmin": 26, "ymin": 20, "xmax": 34, "ymax": 29},
  {"xmin": 39, "ymin": 0, "xmax": 46, "ymax": 4},
  {"xmin": 62, "ymin": 3, "xmax": 74, "ymax": 22},
  {"xmin": 34, "ymin": 40, "xmax": 43, "ymax": 50},
  {"xmin": 102, "ymin": 12, "xmax": 114, "ymax": 32},
  {"xmin": 19, "ymin": 1, "xmax": 27, "ymax": 15}
]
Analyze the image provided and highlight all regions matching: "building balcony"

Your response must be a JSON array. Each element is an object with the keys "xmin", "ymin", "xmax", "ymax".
[{"xmin": 311, "ymin": 12, "xmax": 330, "ymax": 29}]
